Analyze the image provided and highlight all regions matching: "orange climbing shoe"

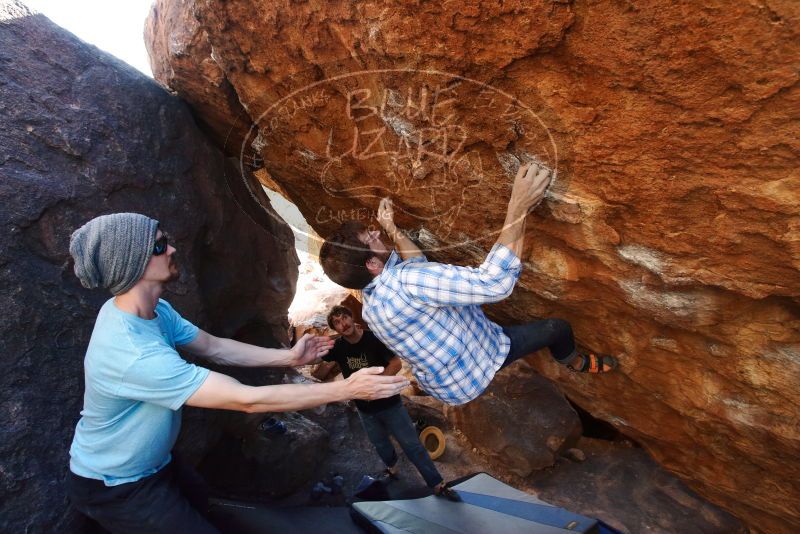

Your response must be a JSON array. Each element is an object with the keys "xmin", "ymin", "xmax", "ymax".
[{"xmin": 567, "ymin": 353, "xmax": 618, "ymax": 374}]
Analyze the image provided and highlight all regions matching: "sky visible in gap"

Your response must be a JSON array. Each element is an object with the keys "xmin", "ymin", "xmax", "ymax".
[{"xmin": 22, "ymin": 0, "xmax": 154, "ymax": 77}]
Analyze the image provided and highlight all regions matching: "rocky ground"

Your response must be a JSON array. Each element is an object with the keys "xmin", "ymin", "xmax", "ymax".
[{"xmin": 213, "ymin": 388, "xmax": 745, "ymax": 534}]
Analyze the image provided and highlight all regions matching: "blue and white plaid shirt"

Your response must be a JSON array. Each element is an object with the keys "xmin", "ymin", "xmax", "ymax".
[{"xmin": 362, "ymin": 244, "xmax": 522, "ymax": 405}]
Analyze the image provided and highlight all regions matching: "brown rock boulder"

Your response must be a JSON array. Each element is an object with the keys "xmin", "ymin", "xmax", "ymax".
[
  {"xmin": 446, "ymin": 367, "xmax": 582, "ymax": 477},
  {"xmin": 198, "ymin": 412, "xmax": 329, "ymax": 498},
  {"xmin": 146, "ymin": 0, "xmax": 800, "ymax": 531},
  {"xmin": 529, "ymin": 439, "xmax": 747, "ymax": 534},
  {"xmin": 0, "ymin": 2, "xmax": 297, "ymax": 530},
  {"xmin": 144, "ymin": 0, "xmax": 250, "ymax": 154}
]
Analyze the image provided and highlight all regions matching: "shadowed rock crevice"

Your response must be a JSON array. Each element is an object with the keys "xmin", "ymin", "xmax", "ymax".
[{"xmin": 567, "ymin": 397, "xmax": 629, "ymax": 443}]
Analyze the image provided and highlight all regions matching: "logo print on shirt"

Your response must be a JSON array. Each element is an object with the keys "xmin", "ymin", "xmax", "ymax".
[{"xmin": 346, "ymin": 353, "xmax": 369, "ymax": 370}]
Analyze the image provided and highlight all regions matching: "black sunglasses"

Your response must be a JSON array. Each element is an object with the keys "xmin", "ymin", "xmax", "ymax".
[{"xmin": 152, "ymin": 233, "xmax": 170, "ymax": 256}]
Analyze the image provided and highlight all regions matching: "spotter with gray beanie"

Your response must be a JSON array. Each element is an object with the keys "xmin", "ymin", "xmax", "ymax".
[{"xmin": 66, "ymin": 213, "xmax": 409, "ymax": 533}]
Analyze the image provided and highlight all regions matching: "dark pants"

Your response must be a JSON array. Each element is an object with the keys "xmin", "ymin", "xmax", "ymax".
[
  {"xmin": 358, "ymin": 402, "xmax": 444, "ymax": 488},
  {"xmin": 66, "ymin": 455, "xmax": 219, "ymax": 534},
  {"xmin": 500, "ymin": 318, "xmax": 577, "ymax": 370}
]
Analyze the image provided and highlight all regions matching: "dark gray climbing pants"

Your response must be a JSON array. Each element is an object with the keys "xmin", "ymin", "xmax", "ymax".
[
  {"xmin": 66, "ymin": 454, "xmax": 219, "ymax": 534},
  {"xmin": 358, "ymin": 402, "xmax": 444, "ymax": 488},
  {"xmin": 500, "ymin": 318, "xmax": 577, "ymax": 369}
]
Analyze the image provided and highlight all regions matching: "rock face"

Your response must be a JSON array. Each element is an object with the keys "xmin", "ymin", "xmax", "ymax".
[
  {"xmin": 529, "ymin": 438, "xmax": 748, "ymax": 534},
  {"xmin": 446, "ymin": 367, "xmax": 582, "ymax": 477},
  {"xmin": 198, "ymin": 412, "xmax": 329, "ymax": 498},
  {"xmin": 146, "ymin": 0, "xmax": 800, "ymax": 531},
  {"xmin": 0, "ymin": 2, "xmax": 297, "ymax": 531},
  {"xmin": 144, "ymin": 0, "xmax": 250, "ymax": 153}
]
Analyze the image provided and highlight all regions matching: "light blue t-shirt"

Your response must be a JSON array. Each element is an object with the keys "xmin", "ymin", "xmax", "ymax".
[{"xmin": 69, "ymin": 298, "xmax": 209, "ymax": 486}]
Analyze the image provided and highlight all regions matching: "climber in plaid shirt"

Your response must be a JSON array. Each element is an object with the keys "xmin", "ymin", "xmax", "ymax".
[{"xmin": 320, "ymin": 163, "xmax": 618, "ymax": 405}]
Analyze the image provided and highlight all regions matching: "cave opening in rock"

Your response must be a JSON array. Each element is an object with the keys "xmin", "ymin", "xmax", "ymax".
[
  {"xmin": 567, "ymin": 397, "xmax": 637, "ymax": 445},
  {"xmin": 252, "ymin": 181, "xmax": 351, "ymax": 343}
]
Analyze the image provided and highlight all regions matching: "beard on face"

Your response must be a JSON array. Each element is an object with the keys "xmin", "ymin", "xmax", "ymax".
[
  {"xmin": 166, "ymin": 257, "xmax": 181, "ymax": 282},
  {"xmin": 371, "ymin": 235, "xmax": 392, "ymax": 264}
]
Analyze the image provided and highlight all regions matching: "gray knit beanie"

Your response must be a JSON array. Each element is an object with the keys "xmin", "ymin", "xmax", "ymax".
[{"xmin": 69, "ymin": 213, "xmax": 159, "ymax": 295}]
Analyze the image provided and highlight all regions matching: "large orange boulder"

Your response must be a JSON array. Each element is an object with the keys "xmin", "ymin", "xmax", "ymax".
[{"xmin": 146, "ymin": 1, "xmax": 800, "ymax": 531}]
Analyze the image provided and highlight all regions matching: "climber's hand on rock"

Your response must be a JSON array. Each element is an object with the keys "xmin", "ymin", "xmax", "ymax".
[
  {"xmin": 345, "ymin": 366, "xmax": 409, "ymax": 400},
  {"xmin": 377, "ymin": 197, "xmax": 397, "ymax": 235},
  {"xmin": 509, "ymin": 162, "xmax": 552, "ymax": 213}
]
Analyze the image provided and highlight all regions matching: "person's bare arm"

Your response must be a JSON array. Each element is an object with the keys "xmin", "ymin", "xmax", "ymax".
[
  {"xmin": 186, "ymin": 366, "xmax": 410, "ymax": 413},
  {"xmin": 389, "ymin": 163, "xmax": 551, "ymax": 308},
  {"xmin": 497, "ymin": 162, "xmax": 552, "ymax": 258},
  {"xmin": 382, "ymin": 356, "xmax": 402, "ymax": 376},
  {"xmin": 376, "ymin": 164, "xmax": 550, "ymax": 263},
  {"xmin": 182, "ymin": 331, "xmax": 334, "ymax": 368},
  {"xmin": 377, "ymin": 198, "xmax": 424, "ymax": 260}
]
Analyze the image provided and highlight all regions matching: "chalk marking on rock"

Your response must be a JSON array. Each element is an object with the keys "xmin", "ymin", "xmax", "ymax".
[
  {"xmin": 618, "ymin": 245, "xmax": 665, "ymax": 275},
  {"xmin": 383, "ymin": 114, "xmax": 415, "ymax": 139},
  {"xmin": 607, "ymin": 415, "xmax": 629, "ymax": 428},
  {"xmin": 414, "ymin": 226, "xmax": 440, "ymax": 250},
  {"xmin": 617, "ymin": 244, "xmax": 698, "ymax": 286},
  {"xmin": 251, "ymin": 131, "xmax": 268, "ymax": 152},
  {"xmin": 298, "ymin": 148, "xmax": 319, "ymax": 161},
  {"xmin": 650, "ymin": 337, "xmax": 680, "ymax": 353},
  {"xmin": 617, "ymin": 280, "xmax": 711, "ymax": 319},
  {"xmin": 720, "ymin": 398, "xmax": 764, "ymax": 428}
]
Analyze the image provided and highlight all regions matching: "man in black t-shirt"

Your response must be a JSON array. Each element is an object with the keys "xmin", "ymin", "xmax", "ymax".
[{"xmin": 323, "ymin": 305, "xmax": 458, "ymax": 500}]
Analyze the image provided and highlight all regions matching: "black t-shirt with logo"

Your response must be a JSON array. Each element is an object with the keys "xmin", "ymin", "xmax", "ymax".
[{"xmin": 323, "ymin": 330, "xmax": 402, "ymax": 413}]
